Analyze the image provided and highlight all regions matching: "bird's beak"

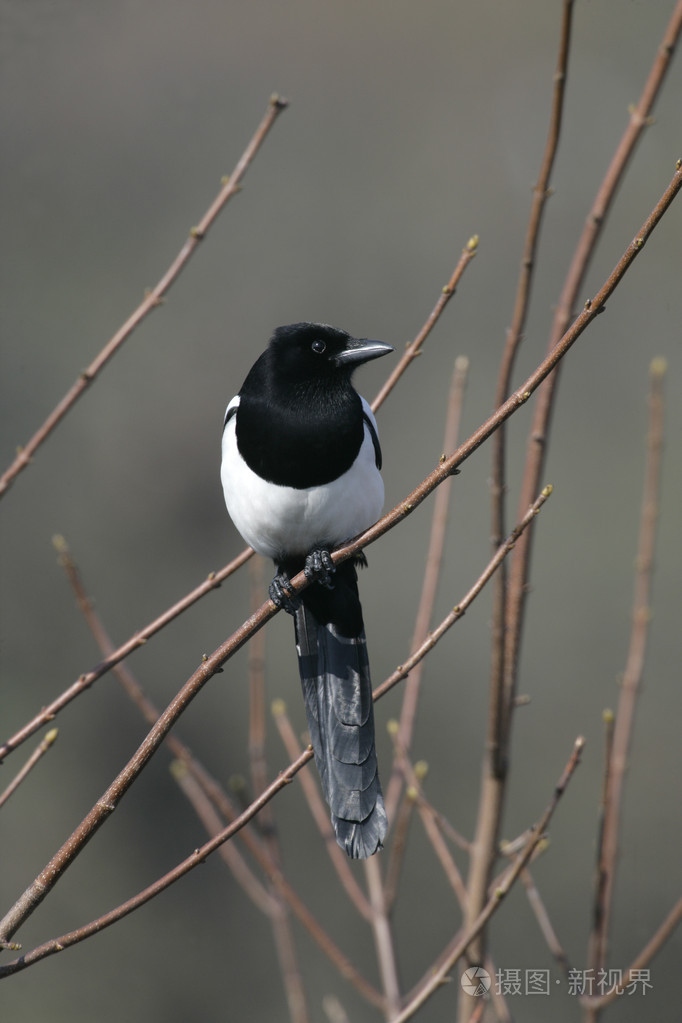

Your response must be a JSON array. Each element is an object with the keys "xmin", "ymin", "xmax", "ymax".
[{"xmin": 333, "ymin": 338, "xmax": 395, "ymax": 368}]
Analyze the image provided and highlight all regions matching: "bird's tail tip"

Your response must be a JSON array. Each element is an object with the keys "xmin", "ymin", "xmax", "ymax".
[{"xmin": 334, "ymin": 800, "xmax": 388, "ymax": 859}]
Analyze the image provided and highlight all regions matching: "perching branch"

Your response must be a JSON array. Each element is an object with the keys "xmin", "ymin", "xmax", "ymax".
[
  {"xmin": 1, "ymin": 148, "xmax": 679, "ymax": 973},
  {"xmin": 0, "ymin": 483, "xmax": 552, "ymax": 967}
]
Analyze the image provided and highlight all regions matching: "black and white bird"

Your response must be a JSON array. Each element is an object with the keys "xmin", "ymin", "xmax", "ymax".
[{"xmin": 221, "ymin": 322, "xmax": 393, "ymax": 858}]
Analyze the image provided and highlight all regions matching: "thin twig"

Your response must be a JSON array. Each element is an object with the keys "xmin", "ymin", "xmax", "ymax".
[
  {"xmin": 373, "ymin": 485, "xmax": 554, "ymax": 704},
  {"xmin": 580, "ymin": 896, "xmax": 682, "ymax": 1012},
  {"xmin": 0, "ymin": 543, "xmax": 253, "ymax": 762},
  {"xmin": 1, "ymin": 160, "xmax": 678, "ymax": 949},
  {"xmin": 371, "ymin": 238, "xmax": 478, "ymax": 413},
  {"xmin": 5, "ymin": 159, "xmax": 678, "ymax": 768},
  {"xmin": 51, "ymin": 535, "xmax": 279, "ymax": 912},
  {"xmin": 0, "ymin": 95, "xmax": 288, "ymax": 499},
  {"xmin": 586, "ymin": 358, "xmax": 666, "ymax": 997},
  {"xmin": 465, "ymin": 7, "xmax": 575, "ymax": 999},
  {"xmin": 385, "ymin": 355, "xmax": 469, "ymax": 823},
  {"xmin": 0, "ymin": 730, "xmax": 58, "ymax": 810},
  {"xmin": 364, "ymin": 856, "xmax": 402, "ymax": 1019},
  {"xmin": 246, "ymin": 558, "xmax": 311, "ymax": 1023},
  {"xmin": 171, "ymin": 761, "xmax": 276, "ymax": 916},
  {"xmin": 0, "ymin": 745, "xmax": 385, "ymax": 1012},
  {"xmin": 519, "ymin": 867, "xmax": 572, "ymax": 978},
  {"xmin": 395, "ymin": 738, "xmax": 585, "ymax": 1023},
  {"xmin": 387, "ymin": 732, "xmax": 468, "ymax": 911},
  {"xmin": 0, "ymin": 483, "xmax": 552, "ymax": 962},
  {"xmin": 382, "ymin": 785, "xmax": 417, "ymax": 914},
  {"xmin": 502, "ymin": 0, "xmax": 682, "ymax": 770},
  {"xmin": 489, "ymin": 0, "xmax": 575, "ymax": 774}
]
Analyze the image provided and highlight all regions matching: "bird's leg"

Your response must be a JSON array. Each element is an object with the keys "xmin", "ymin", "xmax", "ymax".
[
  {"xmin": 269, "ymin": 571, "xmax": 301, "ymax": 615},
  {"xmin": 269, "ymin": 549, "xmax": 336, "ymax": 614},
  {"xmin": 304, "ymin": 548, "xmax": 336, "ymax": 589}
]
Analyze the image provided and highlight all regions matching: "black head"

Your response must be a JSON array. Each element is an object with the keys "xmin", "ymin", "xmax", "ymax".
[
  {"xmin": 235, "ymin": 323, "xmax": 392, "ymax": 488},
  {"xmin": 265, "ymin": 323, "xmax": 394, "ymax": 383}
]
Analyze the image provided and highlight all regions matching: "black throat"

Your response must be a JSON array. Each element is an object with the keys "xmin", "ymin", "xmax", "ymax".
[{"xmin": 236, "ymin": 370, "xmax": 365, "ymax": 489}]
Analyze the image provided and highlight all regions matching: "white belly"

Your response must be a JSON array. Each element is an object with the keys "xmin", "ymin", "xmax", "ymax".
[{"xmin": 221, "ymin": 415, "xmax": 384, "ymax": 561}]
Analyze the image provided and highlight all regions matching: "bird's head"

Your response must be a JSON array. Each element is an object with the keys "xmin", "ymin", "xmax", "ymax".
[{"xmin": 268, "ymin": 323, "xmax": 394, "ymax": 382}]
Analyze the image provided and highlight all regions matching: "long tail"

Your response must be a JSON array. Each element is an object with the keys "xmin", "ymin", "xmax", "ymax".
[{"xmin": 293, "ymin": 563, "xmax": 386, "ymax": 859}]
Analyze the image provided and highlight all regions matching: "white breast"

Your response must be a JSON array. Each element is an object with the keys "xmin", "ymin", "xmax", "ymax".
[{"xmin": 221, "ymin": 396, "xmax": 384, "ymax": 561}]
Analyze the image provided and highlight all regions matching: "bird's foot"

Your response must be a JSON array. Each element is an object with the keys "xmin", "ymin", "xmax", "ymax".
[
  {"xmin": 269, "ymin": 572, "xmax": 301, "ymax": 615},
  {"xmin": 304, "ymin": 548, "xmax": 336, "ymax": 589}
]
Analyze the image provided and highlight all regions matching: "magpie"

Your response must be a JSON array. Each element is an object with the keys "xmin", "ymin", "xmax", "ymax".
[{"xmin": 221, "ymin": 322, "xmax": 393, "ymax": 858}]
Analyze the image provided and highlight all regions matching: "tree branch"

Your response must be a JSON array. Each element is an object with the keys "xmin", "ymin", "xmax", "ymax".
[{"xmin": 0, "ymin": 95, "xmax": 288, "ymax": 499}]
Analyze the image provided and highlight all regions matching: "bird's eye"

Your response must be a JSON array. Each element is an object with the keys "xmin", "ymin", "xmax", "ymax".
[{"xmin": 311, "ymin": 339, "xmax": 326, "ymax": 354}]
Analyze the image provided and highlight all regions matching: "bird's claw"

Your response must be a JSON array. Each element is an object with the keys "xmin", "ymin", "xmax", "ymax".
[
  {"xmin": 269, "ymin": 573, "xmax": 301, "ymax": 615},
  {"xmin": 304, "ymin": 549, "xmax": 336, "ymax": 589}
]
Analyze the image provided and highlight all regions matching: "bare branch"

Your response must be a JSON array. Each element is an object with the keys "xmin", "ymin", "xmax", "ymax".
[
  {"xmin": 364, "ymin": 856, "xmax": 402, "ymax": 1018},
  {"xmin": 373, "ymin": 484, "xmax": 553, "ymax": 704},
  {"xmin": 586, "ymin": 358, "xmax": 666, "ymax": 994},
  {"xmin": 0, "ymin": 95, "xmax": 288, "ymax": 499},
  {"xmin": 1, "ymin": 155, "xmax": 678, "ymax": 952},
  {"xmin": 0, "ymin": 543, "xmax": 253, "ymax": 762},
  {"xmin": 395, "ymin": 738, "xmax": 585, "ymax": 1023},
  {"xmin": 371, "ymin": 238, "xmax": 477, "ymax": 413},
  {"xmin": 0, "ymin": 481, "xmax": 551, "ymax": 961},
  {"xmin": 581, "ymin": 896, "xmax": 682, "ymax": 1012},
  {"xmin": 0, "ymin": 730, "xmax": 58, "ymax": 810},
  {"xmin": 385, "ymin": 355, "xmax": 469, "ymax": 822},
  {"xmin": 503, "ymin": 1, "xmax": 682, "ymax": 767}
]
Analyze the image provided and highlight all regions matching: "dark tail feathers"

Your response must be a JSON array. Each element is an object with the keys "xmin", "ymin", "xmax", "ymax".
[{"xmin": 293, "ymin": 573, "xmax": 386, "ymax": 859}]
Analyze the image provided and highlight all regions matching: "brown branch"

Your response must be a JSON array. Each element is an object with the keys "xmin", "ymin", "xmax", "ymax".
[
  {"xmin": 478, "ymin": 33, "xmax": 682, "ymax": 997},
  {"xmin": 464, "ymin": 13, "xmax": 682, "ymax": 970},
  {"xmin": 0, "ymin": 729, "xmax": 58, "ymax": 810},
  {"xmin": 382, "ymin": 785, "xmax": 417, "ymax": 914},
  {"xmin": 6, "ymin": 154, "xmax": 678, "ymax": 770},
  {"xmin": 171, "ymin": 760, "xmax": 276, "ymax": 917},
  {"xmin": 245, "ymin": 557, "xmax": 311, "ymax": 1023},
  {"xmin": 1, "ymin": 157, "xmax": 678, "ymax": 951},
  {"xmin": 586, "ymin": 358, "xmax": 666, "ymax": 997},
  {"xmin": 519, "ymin": 867, "xmax": 573, "ymax": 978},
  {"xmin": 0, "ymin": 482, "xmax": 551, "ymax": 968},
  {"xmin": 0, "ymin": 745, "xmax": 387, "ymax": 1012},
  {"xmin": 580, "ymin": 896, "xmax": 682, "ymax": 1012},
  {"xmin": 371, "ymin": 237, "xmax": 478, "ymax": 413},
  {"xmin": 0, "ymin": 95, "xmax": 288, "ymax": 499},
  {"xmin": 385, "ymin": 355, "xmax": 469, "ymax": 822},
  {"xmin": 464, "ymin": 8, "xmax": 574, "ymax": 1000},
  {"xmin": 387, "ymin": 734, "xmax": 468, "ymax": 911},
  {"xmin": 396, "ymin": 738, "xmax": 585, "ymax": 1023},
  {"xmin": 503, "ymin": 0, "xmax": 682, "ymax": 768},
  {"xmin": 364, "ymin": 856, "xmax": 401, "ymax": 1019},
  {"xmin": 0, "ymin": 543, "xmax": 253, "ymax": 762},
  {"xmin": 373, "ymin": 484, "xmax": 553, "ymax": 704},
  {"xmin": 489, "ymin": 0, "xmax": 575, "ymax": 773}
]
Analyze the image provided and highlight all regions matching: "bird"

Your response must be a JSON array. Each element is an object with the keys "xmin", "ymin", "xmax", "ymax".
[{"xmin": 221, "ymin": 322, "xmax": 393, "ymax": 858}]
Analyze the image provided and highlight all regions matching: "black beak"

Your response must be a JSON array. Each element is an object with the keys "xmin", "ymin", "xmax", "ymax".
[{"xmin": 333, "ymin": 338, "xmax": 395, "ymax": 368}]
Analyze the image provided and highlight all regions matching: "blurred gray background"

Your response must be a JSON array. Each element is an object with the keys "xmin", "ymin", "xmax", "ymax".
[{"xmin": 1, "ymin": 1, "xmax": 681, "ymax": 1021}]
